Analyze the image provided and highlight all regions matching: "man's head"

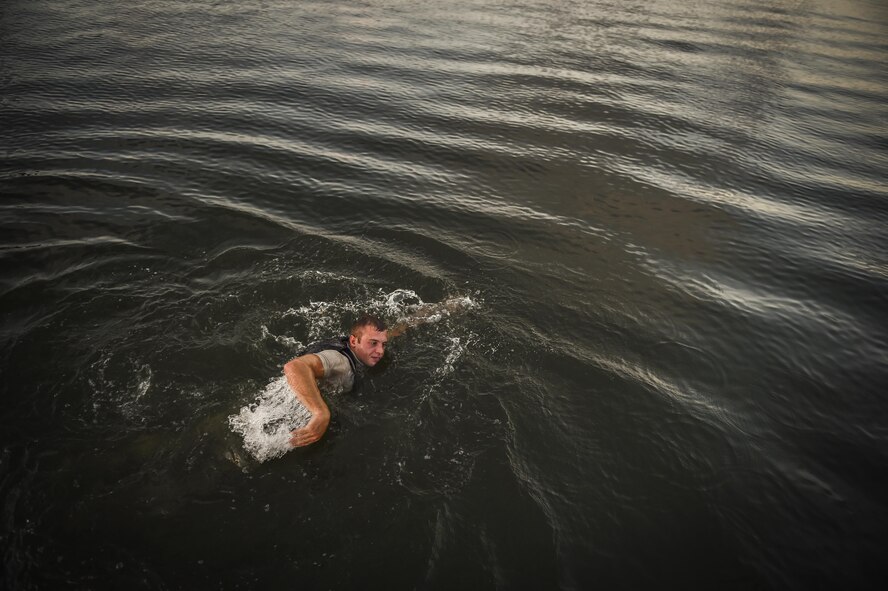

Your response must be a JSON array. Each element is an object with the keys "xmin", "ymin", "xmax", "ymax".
[{"xmin": 348, "ymin": 314, "xmax": 388, "ymax": 367}]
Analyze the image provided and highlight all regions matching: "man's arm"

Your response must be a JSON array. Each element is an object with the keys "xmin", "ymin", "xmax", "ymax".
[
  {"xmin": 388, "ymin": 296, "xmax": 472, "ymax": 337},
  {"xmin": 284, "ymin": 354, "xmax": 331, "ymax": 447}
]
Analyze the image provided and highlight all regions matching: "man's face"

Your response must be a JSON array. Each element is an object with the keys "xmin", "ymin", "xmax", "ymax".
[{"xmin": 349, "ymin": 328, "xmax": 388, "ymax": 367}]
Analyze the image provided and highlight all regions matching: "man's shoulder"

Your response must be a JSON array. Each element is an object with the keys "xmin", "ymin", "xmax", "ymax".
[
  {"xmin": 301, "ymin": 336, "xmax": 349, "ymax": 355},
  {"xmin": 314, "ymin": 348, "xmax": 352, "ymax": 376}
]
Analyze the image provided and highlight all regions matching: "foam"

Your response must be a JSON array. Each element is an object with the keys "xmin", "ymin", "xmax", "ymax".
[{"xmin": 228, "ymin": 377, "xmax": 311, "ymax": 463}]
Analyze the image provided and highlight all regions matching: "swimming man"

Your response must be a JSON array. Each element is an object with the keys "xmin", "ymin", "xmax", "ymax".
[
  {"xmin": 285, "ymin": 314, "xmax": 390, "ymax": 447},
  {"xmin": 284, "ymin": 296, "xmax": 472, "ymax": 447}
]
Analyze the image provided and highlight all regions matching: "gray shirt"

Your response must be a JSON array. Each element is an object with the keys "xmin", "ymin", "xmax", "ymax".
[{"xmin": 314, "ymin": 349, "xmax": 355, "ymax": 393}]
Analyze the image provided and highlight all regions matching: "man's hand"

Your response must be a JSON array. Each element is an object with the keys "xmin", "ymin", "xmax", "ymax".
[
  {"xmin": 284, "ymin": 354, "xmax": 330, "ymax": 446},
  {"xmin": 289, "ymin": 410, "xmax": 330, "ymax": 447}
]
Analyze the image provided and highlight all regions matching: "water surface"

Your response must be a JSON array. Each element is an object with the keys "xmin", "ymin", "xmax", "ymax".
[{"xmin": 1, "ymin": 0, "xmax": 887, "ymax": 589}]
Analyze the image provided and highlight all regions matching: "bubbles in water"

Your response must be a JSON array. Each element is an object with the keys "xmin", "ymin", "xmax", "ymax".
[
  {"xmin": 384, "ymin": 288, "xmax": 423, "ymax": 310},
  {"xmin": 260, "ymin": 324, "xmax": 303, "ymax": 349},
  {"xmin": 435, "ymin": 334, "xmax": 475, "ymax": 377},
  {"xmin": 228, "ymin": 377, "xmax": 311, "ymax": 463},
  {"xmin": 134, "ymin": 364, "xmax": 152, "ymax": 401},
  {"xmin": 86, "ymin": 352, "xmax": 156, "ymax": 424}
]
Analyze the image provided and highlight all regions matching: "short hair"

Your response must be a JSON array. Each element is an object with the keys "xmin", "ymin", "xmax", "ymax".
[{"xmin": 350, "ymin": 314, "xmax": 387, "ymax": 340}]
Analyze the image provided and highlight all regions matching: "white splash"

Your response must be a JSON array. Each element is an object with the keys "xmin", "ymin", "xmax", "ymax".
[
  {"xmin": 134, "ymin": 363, "xmax": 152, "ymax": 401},
  {"xmin": 436, "ymin": 336, "xmax": 471, "ymax": 377},
  {"xmin": 260, "ymin": 324, "xmax": 303, "ymax": 349},
  {"xmin": 228, "ymin": 377, "xmax": 311, "ymax": 463}
]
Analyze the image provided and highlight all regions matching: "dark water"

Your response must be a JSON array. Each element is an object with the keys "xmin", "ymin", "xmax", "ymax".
[{"xmin": 2, "ymin": 0, "xmax": 887, "ymax": 588}]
